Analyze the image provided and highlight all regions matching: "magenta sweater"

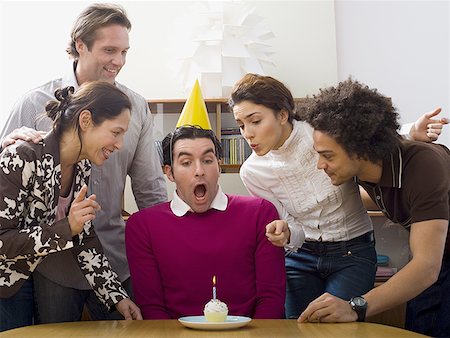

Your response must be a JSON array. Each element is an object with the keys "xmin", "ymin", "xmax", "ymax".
[{"xmin": 125, "ymin": 195, "xmax": 286, "ymax": 319}]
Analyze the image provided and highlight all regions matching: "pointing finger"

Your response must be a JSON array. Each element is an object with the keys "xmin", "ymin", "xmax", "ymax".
[
  {"xmin": 74, "ymin": 185, "xmax": 88, "ymax": 202},
  {"xmin": 425, "ymin": 107, "xmax": 441, "ymax": 119}
]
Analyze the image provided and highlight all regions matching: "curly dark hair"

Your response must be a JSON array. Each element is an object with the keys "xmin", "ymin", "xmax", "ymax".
[
  {"xmin": 162, "ymin": 126, "xmax": 223, "ymax": 167},
  {"xmin": 301, "ymin": 78, "xmax": 401, "ymax": 163}
]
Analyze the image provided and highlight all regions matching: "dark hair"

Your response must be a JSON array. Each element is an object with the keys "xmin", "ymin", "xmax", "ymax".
[
  {"xmin": 302, "ymin": 78, "xmax": 401, "ymax": 163},
  {"xmin": 67, "ymin": 3, "xmax": 131, "ymax": 59},
  {"xmin": 45, "ymin": 81, "xmax": 131, "ymax": 140},
  {"xmin": 229, "ymin": 73, "xmax": 298, "ymax": 123},
  {"xmin": 162, "ymin": 126, "xmax": 223, "ymax": 167}
]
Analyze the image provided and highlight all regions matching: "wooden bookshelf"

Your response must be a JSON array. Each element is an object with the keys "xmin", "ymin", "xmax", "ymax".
[{"xmin": 220, "ymin": 164, "xmax": 241, "ymax": 173}]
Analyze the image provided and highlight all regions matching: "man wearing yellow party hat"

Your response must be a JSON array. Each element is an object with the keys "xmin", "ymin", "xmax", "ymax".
[{"xmin": 125, "ymin": 81, "xmax": 286, "ymax": 320}]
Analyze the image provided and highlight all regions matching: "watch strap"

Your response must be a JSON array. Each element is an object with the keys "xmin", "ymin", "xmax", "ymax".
[{"xmin": 349, "ymin": 296, "xmax": 367, "ymax": 322}]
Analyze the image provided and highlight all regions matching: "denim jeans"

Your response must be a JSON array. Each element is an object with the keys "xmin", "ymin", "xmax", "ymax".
[
  {"xmin": 0, "ymin": 278, "xmax": 34, "ymax": 332},
  {"xmin": 285, "ymin": 232, "xmax": 377, "ymax": 319},
  {"xmin": 33, "ymin": 270, "xmax": 134, "ymax": 323},
  {"xmin": 406, "ymin": 256, "xmax": 450, "ymax": 338}
]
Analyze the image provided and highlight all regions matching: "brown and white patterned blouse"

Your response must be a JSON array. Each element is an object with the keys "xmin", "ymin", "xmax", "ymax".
[{"xmin": 0, "ymin": 131, "xmax": 128, "ymax": 310}]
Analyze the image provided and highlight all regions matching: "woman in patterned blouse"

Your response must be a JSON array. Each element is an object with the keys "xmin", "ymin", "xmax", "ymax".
[{"xmin": 0, "ymin": 81, "xmax": 142, "ymax": 332}]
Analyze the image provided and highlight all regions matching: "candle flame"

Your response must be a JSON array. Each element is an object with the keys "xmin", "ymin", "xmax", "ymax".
[{"xmin": 212, "ymin": 275, "xmax": 216, "ymax": 286}]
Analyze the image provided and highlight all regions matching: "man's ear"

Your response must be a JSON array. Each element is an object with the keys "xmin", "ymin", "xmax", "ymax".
[
  {"xmin": 164, "ymin": 165, "xmax": 175, "ymax": 182},
  {"xmin": 79, "ymin": 110, "xmax": 93, "ymax": 131},
  {"xmin": 217, "ymin": 158, "xmax": 223, "ymax": 174},
  {"xmin": 75, "ymin": 39, "xmax": 86, "ymax": 55}
]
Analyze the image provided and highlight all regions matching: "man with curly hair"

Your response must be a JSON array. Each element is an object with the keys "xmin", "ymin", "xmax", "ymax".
[{"xmin": 298, "ymin": 78, "xmax": 450, "ymax": 337}]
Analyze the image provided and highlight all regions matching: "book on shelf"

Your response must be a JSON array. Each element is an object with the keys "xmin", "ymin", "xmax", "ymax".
[
  {"xmin": 375, "ymin": 266, "xmax": 397, "ymax": 282},
  {"xmin": 220, "ymin": 128, "xmax": 251, "ymax": 165}
]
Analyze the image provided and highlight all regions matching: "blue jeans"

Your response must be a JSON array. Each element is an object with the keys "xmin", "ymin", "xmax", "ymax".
[
  {"xmin": 0, "ymin": 278, "xmax": 34, "ymax": 332},
  {"xmin": 33, "ymin": 271, "xmax": 134, "ymax": 323},
  {"xmin": 285, "ymin": 231, "xmax": 377, "ymax": 319},
  {"xmin": 406, "ymin": 256, "xmax": 450, "ymax": 337}
]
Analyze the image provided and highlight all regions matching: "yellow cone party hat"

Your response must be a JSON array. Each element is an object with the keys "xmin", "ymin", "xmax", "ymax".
[{"xmin": 176, "ymin": 79, "xmax": 212, "ymax": 130}]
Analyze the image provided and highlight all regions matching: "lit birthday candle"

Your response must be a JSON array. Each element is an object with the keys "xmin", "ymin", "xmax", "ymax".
[{"xmin": 212, "ymin": 275, "xmax": 216, "ymax": 300}]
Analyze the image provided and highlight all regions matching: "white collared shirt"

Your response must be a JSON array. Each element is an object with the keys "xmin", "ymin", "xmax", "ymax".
[{"xmin": 170, "ymin": 185, "xmax": 228, "ymax": 216}]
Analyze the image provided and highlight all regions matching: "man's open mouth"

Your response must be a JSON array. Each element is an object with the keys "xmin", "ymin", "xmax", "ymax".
[{"xmin": 194, "ymin": 184, "xmax": 206, "ymax": 198}]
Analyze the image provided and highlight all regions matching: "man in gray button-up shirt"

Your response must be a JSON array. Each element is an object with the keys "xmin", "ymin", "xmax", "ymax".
[{"xmin": 0, "ymin": 3, "xmax": 167, "ymax": 323}]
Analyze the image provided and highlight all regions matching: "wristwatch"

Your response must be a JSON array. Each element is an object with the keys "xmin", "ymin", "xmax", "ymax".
[{"xmin": 349, "ymin": 296, "xmax": 367, "ymax": 322}]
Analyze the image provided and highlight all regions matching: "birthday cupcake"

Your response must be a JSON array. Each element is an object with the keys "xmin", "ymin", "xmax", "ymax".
[{"xmin": 203, "ymin": 299, "xmax": 228, "ymax": 322}]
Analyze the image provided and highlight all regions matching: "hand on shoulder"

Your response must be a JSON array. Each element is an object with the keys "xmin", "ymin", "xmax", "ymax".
[{"xmin": 1, "ymin": 126, "xmax": 47, "ymax": 149}]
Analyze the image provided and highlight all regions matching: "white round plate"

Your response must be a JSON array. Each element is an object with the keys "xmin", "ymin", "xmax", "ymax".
[{"xmin": 178, "ymin": 315, "xmax": 252, "ymax": 330}]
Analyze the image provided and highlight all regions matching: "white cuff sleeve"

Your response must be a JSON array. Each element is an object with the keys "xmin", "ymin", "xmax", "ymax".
[
  {"xmin": 285, "ymin": 224, "xmax": 306, "ymax": 252},
  {"xmin": 399, "ymin": 122, "xmax": 413, "ymax": 140}
]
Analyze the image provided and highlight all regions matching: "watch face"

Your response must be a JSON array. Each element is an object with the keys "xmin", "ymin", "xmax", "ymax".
[{"xmin": 353, "ymin": 297, "xmax": 366, "ymax": 306}]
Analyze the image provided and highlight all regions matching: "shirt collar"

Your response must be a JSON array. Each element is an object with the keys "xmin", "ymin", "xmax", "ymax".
[
  {"xmin": 378, "ymin": 143, "xmax": 403, "ymax": 188},
  {"xmin": 357, "ymin": 142, "xmax": 404, "ymax": 189},
  {"xmin": 61, "ymin": 61, "xmax": 80, "ymax": 89},
  {"xmin": 170, "ymin": 185, "xmax": 228, "ymax": 217}
]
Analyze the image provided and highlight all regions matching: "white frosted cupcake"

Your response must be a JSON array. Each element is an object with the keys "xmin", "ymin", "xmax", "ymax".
[{"xmin": 203, "ymin": 299, "xmax": 228, "ymax": 322}]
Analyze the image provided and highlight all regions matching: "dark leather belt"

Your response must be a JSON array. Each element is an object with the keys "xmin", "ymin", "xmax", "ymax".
[{"xmin": 299, "ymin": 231, "xmax": 374, "ymax": 254}]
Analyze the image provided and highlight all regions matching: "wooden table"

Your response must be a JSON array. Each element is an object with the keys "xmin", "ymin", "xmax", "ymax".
[{"xmin": 0, "ymin": 319, "xmax": 428, "ymax": 337}]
